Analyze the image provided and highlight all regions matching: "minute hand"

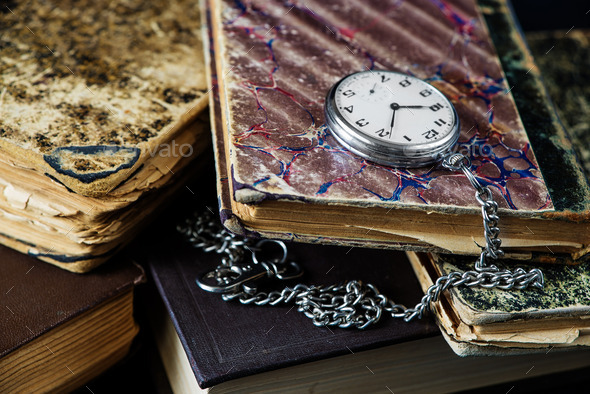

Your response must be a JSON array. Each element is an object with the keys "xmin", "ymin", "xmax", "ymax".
[{"xmin": 396, "ymin": 105, "xmax": 426, "ymax": 109}]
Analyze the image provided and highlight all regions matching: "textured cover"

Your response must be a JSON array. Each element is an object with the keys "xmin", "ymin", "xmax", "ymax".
[
  {"xmin": 214, "ymin": 0, "xmax": 553, "ymax": 210},
  {"xmin": 209, "ymin": 0, "xmax": 590, "ymax": 255},
  {"xmin": 525, "ymin": 29, "xmax": 590, "ymax": 179},
  {"xmin": 435, "ymin": 254, "xmax": 590, "ymax": 326},
  {"xmin": 0, "ymin": 0, "xmax": 208, "ymax": 197},
  {"xmin": 141, "ymin": 216, "xmax": 439, "ymax": 388},
  {"xmin": 0, "ymin": 0, "xmax": 212, "ymax": 272},
  {"xmin": 408, "ymin": 252, "xmax": 590, "ymax": 356},
  {"xmin": 0, "ymin": 244, "xmax": 145, "ymax": 357}
]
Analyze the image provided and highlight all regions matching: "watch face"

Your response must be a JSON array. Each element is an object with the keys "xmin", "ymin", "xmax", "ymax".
[{"xmin": 325, "ymin": 70, "xmax": 460, "ymax": 167}]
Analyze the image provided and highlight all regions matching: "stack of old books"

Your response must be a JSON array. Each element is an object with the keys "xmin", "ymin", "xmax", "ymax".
[
  {"xmin": 205, "ymin": 0, "xmax": 590, "ymax": 360},
  {"xmin": 405, "ymin": 7, "xmax": 590, "ymax": 356},
  {"xmin": 142, "ymin": 213, "xmax": 590, "ymax": 393},
  {"xmin": 0, "ymin": 0, "xmax": 210, "ymax": 273},
  {"xmin": 0, "ymin": 0, "xmax": 210, "ymax": 391},
  {"xmin": 409, "ymin": 252, "xmax": 590, "ymax": 355},
  {"xmin": 3, "ymin": 0, "xmax": 590, "ymax": 391}
]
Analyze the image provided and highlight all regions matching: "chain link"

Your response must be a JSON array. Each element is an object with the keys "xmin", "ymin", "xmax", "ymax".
[
  {"xmin": 443, "ymin": 153, "xmax": 505, "ymax": 270},
  {"xmin": 177, "ymin": 209, "xmax": 255, "ymax": 281},
  {"xmin": 179, "ymin": 154, "xmax": 544, "ymax": 329}
]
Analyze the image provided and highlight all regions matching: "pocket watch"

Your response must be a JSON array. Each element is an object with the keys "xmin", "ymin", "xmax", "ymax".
[{"xmin": 324, "ymin": 70, "xmax": 460, "ymax": 167}]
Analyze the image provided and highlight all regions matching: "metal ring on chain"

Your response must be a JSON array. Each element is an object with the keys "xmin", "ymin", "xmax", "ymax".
[{"xmin": 252, "ymin": 239, "xmax": 288, "ymax": 266}]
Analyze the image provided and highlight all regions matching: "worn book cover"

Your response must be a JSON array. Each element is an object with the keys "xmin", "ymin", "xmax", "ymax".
[
  {"xmin": 0, "ymin": 244, "xmax": 145, "ymax": 392},
  {"xmin": 0, "ymin": 0, "xmax": 211, "ymax": 272},
  {"xmin": 207, "ymin": 0, "xmax": 590, "ymax": 261},
  {"xmin": 408, "ymin": 251, "xmax": 590, "ymax": 356},
  {"xmin": 525, "ymin": 29, "xmax": 590, "ymax": 179},
  {"xmin": 1, "ymin": 0, "xmax": 208, "ymax": 196}
]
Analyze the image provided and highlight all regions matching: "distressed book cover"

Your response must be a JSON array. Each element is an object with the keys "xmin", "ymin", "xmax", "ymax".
[
  {"xmin": 0, "ymin": 0, "xmax": 209, "ymax": 196},
  {"xmin": 408, "ymin": 251, "xmax": 590, "ymax": 356},
  {"xmin": 0, "ymin": 0, "xmax": 211, "ymax": 271},
  {"xmin": 525, "ymin": 29, "xmax": 590, "ymax": 180},
  {"xmin": 207, "ymin": 0, "xmax": 590, "ymax": 259}
]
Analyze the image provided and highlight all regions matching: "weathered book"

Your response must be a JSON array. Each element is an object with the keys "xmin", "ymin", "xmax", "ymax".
[
  {"xmin": 0, "ymin": 0, "xmax": 210, "ymax": 272},
  {"xmin": 408, "ymin": 251, "xmax": 590, "ymax": 356},
  {"xmin": 207, "ymin": 0, "xmax": 590, "ymax": 262},
  {"xmin": 0, "ymin": 244, "xmax": 145, "ymax": 393},
  {"xmin": 138, "ymin": 198, "xmax": 590, "ymax": 392}
]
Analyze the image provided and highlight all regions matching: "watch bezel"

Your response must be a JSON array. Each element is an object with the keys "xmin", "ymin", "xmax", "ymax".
[{"xmin": 324, "ymin": 70, "xmax": 460, "ymax": 168}]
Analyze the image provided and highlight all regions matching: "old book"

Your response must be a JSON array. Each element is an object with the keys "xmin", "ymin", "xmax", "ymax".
[
  {"xmin": 207, "ymin": 0, "xmax": 590, "ymax": 262},
  {"xmin": 408, "ymin": 251, "xmax": 590, "ymax": 356},
  {"xmin": 0, "ymin": 244, "xmax": 145, "ymax": 393},
  {"xmin": 138, "ymin": 201, "xmax": 590, "ymax": 393},
  {"xmin": 0, "ymin": 0, "xmax": 210, "ymax": 272}
]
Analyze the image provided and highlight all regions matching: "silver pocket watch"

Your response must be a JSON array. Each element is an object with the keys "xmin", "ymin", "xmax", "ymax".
[{"xmin": 324, "ymin": 70, "xmax": 460, "ymax": 167}]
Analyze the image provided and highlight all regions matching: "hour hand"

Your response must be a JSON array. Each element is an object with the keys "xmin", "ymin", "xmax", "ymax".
[
  {"xmin": 389, "ymin": 103, "xmax": 397, "ymax": 139},
  {"xmin": 397, "ymin": 105, "xmax": 425, "ymax": 109}
]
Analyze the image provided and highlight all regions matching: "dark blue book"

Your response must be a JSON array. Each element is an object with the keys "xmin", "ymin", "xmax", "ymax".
[{"xmin": 135, "ymin": 193, "xmax": 590, "ymax": 392}]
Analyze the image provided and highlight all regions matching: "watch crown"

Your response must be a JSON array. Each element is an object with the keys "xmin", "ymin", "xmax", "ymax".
[{"xmin": 442, "ymin": 153, "xmax": 471, "ymax": 171}]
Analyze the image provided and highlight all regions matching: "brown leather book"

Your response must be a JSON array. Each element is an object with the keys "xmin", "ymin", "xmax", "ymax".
[{"xmin": 0, "ymin": 245, "xmax": 145, "ymax": 393}]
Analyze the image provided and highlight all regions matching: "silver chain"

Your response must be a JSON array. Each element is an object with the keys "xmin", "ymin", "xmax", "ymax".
[
  {"xmin": 178, "ymin": 154, "xmax": 544, "ymax": 329},
  {"xmin": 442, "ymin": 153, "xmax": 508, "ymax": 270}
]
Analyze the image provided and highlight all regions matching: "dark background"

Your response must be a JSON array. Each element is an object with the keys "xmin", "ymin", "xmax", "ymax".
[{"xmin": 512, "ymin": 0, "xmax": 590, "ymax": 31}]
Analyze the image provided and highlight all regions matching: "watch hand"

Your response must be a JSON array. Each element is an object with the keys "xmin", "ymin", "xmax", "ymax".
[
  {"xmin": 389, "ymin": 103, "xmax": 398, "ymax": 139},
  {"xmin": 397, "ymin": 105, "xmax": 426, "ymax": 109},
  {"xmin": 369, "ymin": 83, "xmax": 377, "ymax": 94}
]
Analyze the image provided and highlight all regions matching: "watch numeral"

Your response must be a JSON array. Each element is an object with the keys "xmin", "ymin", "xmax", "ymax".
[
  {"xmin": 375, "ymin": 128, "xmax": 389, "ymax": 138},
  {"xmin": 419, "ymin": 89, "xmax": 432, "ymax": 97},
  {"xmin": 429, "ymin": 103, "xmax": 443, "ymax": 112},
  {"xmin": 403, "ymin": 135, "xmax": 412, "ymax": 141},
  {"xmin": 434, "ymin": 118, "xmax": 447, "ymax": 127},
  {"xmin": 381, "ymin": 75, "xmax": 391, "ymax": 83},
  {"xmin": 343, "ymin": 89, "xmax": 356, "ymax": 97},
  {"xmin": 356, "ymin": 119, "xmax": 369, "ymax": 127},
  {"xmin": 422, "ymin": 129, "xmax": 439, "ymax": 140},
  {"xmin": 399, "ymin": 79, "xmax": 411, "ymax": 87},
  {"xmin": 343, "ymin": 105, "xmax": 353, "ymax": 113}
]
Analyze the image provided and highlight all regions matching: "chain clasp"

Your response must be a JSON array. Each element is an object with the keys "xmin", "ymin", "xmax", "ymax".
[{"xmin": 196, "ymin": 239, "xmax": 303, "ymax": 294}]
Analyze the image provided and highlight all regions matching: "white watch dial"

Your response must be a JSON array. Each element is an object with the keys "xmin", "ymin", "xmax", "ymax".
[{"xmin": 333, "ymin": 71, "xmax": 455, "ymax": 145}]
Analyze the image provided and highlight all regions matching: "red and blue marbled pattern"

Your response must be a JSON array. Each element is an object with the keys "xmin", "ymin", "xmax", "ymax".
[{"xmin": 217, "ymin": 0, "xmax": 553, "ymax": 211}]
